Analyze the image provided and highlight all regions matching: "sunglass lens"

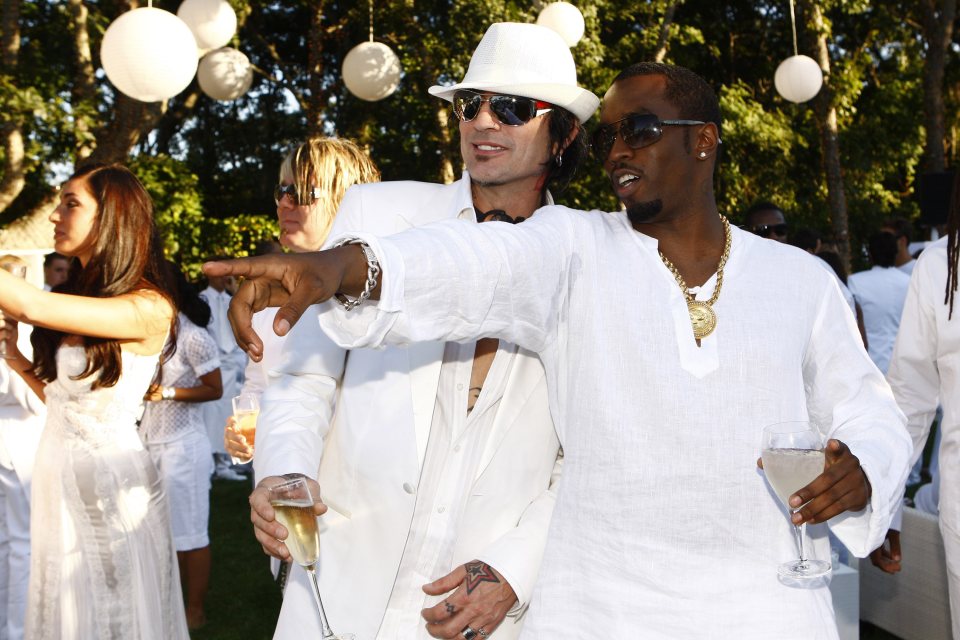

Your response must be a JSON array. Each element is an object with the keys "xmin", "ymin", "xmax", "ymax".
[
  {"xmin": 489, "ymin": 96, "xmax": 536, "ymax": 126},
  {"xmin": 621, "ymin": 115, "xmax": 662, "ymax": 150},
  {"xmin": 774, "ymin": 224, "xmax": 789, "ymax": 236},
  {"xmin": 453, "ymin": 92, "xmax": 481, "ymax": 122}
]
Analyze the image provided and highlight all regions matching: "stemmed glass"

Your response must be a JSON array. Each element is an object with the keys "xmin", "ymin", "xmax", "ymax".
[
  {"xmin": 0, "ymin": 263, "xmax": 27, "ymax": 360},
  {"xmin": 266, "ymin": 477, "xmax": 354, "ymax": 640},
  {"xmin": 760, "ymin": 421, "xmax": 831, "ymax": 579}
]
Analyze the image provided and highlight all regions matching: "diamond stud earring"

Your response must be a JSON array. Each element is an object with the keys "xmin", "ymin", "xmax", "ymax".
[{"xmin": 699, "ymin": 152, "xmax": 706, "ymax": 158}]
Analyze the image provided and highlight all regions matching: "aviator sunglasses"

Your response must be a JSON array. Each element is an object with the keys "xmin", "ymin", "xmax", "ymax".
[
  {"xmin": 274, "ymin": 183, "xmax": 322, "ymax": 206},
  {"xmin": 453, "ymin": 90, "xmax": 553, "ymax": 127},
  {"xmin": 591, "ymin": 113, "xmax": 714, "ymax": 162}
]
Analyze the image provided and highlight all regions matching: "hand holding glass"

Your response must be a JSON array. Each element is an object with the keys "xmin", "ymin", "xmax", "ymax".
[
  {"xmin": 267, "ymin": 477, "xmax": 353, "ymax": 640},
  {"xmin": 231, "ymin": 393, "xmax": 259, "ymax": 447},
  {"xmin": 760, "ymin": 421, "xmax": 831, "ymax": 579},
  {"xmin": 0, "ymin": 263, "xmax": 27, "ymax": 360}
]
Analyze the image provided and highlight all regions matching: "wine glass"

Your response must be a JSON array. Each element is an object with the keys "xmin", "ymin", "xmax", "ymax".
[
  {"xmin": 231, "ymin": 393, "xmax": 260, "ymax": 447},
  {"xmin": 0, "ymin": 263, "xmax": 27, "ymax": 360},
  {"xmin": 267, "ymin": 477, "xmax": 354, "ymax": 640},
  {"xmin": 760, "ymin": 421, "xmax": 831, "ymax": 579}
]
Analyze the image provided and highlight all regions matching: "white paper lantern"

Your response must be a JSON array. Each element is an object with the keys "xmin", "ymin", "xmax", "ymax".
[
  {"xmin": 101, "ymin": 7, "xmax": 199, "ymax": 103},
  {"xmin": 342, "ymin": 42, "xmax": 402, "ymax": 102},
  {"xmin": 198, "ymin": 48, "xmax": 253, "ymax": 101},
  {"xmin": 536, "ymin": 2, "xmax": 585, "ymax": 47},
  {"xmin": 774, "ymin": 55, "xmax": 824, "ymax": 104},
  {"xmin": 177, "ymin": 0, "xmax": 237, "ymax": 51}
]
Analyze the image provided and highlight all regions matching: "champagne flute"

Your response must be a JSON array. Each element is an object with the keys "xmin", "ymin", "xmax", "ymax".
[
  {"xmin": 231, "ymin": 393, "xmax": 259, "ymax": 447},
  {"xmin": 0, "ymin": 263, "xmax": 27, "ymax": 360},
  {"xmin": 760, "ymin": 421, "xmax": 831, "ymax": 579},
  {"xmin": 267, "ymin": 477, "xmax": 354, "ymax": 640}
]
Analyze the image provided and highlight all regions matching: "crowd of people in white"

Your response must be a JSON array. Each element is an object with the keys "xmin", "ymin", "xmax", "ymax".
[{"xmin": 0, "ymin": 19, "xmax": 954, "ymax": 640}]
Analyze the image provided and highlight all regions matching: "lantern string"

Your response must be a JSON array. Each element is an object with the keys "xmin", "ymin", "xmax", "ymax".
[
  {"xmin": 369, "ymin": 0, "xmax": 374, "ymax": 43},
  {"xmin": 789, "ymin": 0, "xmax": 798, "ymax": 57}
]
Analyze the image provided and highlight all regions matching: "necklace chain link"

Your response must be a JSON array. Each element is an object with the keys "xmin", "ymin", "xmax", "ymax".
[{"xmin": 659, "ymin": 215, "xmax": 732, "ymax": 305}]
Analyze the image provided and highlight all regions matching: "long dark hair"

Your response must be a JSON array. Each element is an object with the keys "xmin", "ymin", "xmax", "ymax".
[
  {"xmin": 543, "ymin": 106, "xmax": 588, "ymax": 195},
  {"xmin": 947, "ymin": 169, "xmax": 960, "ymax": 319},
  {"xmin": 31, "ymin": 164, "xmax": 178, "ymax": 389},
  {"xmin": 169, "ymin": 261, "xmax": 211, "ymax": 328}
]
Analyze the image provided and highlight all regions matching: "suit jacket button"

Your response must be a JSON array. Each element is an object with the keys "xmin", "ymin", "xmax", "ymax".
[{"xmin": 403, "ymin": 482, "xmax": 416, "ymax": 494}]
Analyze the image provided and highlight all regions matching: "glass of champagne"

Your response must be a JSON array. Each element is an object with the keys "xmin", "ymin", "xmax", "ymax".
[
  {"xmin": 0, "ymin": 263, "xmax": 28, "ymax": 360},
  {"xmin": 231, "ymin": 393, "xmax": 259, "ymax": 447},
  {"xmin": 267, "ymin": 477, "xmax": 354, "ymax": 640},
  {"xmin": 760, "ymin": 421, "xmax": 831, "ymax": 579}
]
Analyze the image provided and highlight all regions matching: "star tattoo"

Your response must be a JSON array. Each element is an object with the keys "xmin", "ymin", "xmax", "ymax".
[{"xmin": 464, "ymin": 560, "xmax": 500, "ymax": 595}]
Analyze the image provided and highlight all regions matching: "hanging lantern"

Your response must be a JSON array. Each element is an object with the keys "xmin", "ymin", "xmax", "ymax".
[
  {"xmin": 198, "ymin": 48, "xmax": 253, "ymax": 101},
  {"xmin": 342, "ymin": 42, "xmax": 402, "ymax": 102},
  {"xmin": 536, "ymin": 2, "xmax": 585, "ymax": 47},
  {"xmin": 177, "ymin": 0, "xmax": 237, "ymax": 52},
  {"xmin": 774, "ymin": 55, "xmax": 823, "ymax": 103},
  {"xmin": 101, "ymin": 7, "xmax": 198, "ymax": 103}
]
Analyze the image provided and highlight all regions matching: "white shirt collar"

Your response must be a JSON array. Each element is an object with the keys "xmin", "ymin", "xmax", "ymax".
[{"xmin": 455, "ymin": 170, "xmax": 556, "ymax": 222}]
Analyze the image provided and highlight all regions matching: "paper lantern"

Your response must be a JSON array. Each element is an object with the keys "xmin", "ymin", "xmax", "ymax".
[
  {"xmin": 536, "ymin": 2, "xmax": 585, "ymax": 47},
  {"xmin": 774, "ymin": 55, "xmax": 824, "ymax": 104},
  {"xmin": 177, "ymin": 0, "xmax": 237, "ymax": 51},
  {"xmin": 101, "ymin": 7, "xmax": 199, "ymax": 103},
  {"xmin": 342, "ymin": 42, "xmax": 402, "ymax": 102},
  {"xmin": 198, "ymin": 48, "xmax": 253, "ymax": 101}
]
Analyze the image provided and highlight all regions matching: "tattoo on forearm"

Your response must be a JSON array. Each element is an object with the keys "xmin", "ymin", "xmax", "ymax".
[
  {"xmin": 445, "ymin": 601, "xmax": 455, "ymax": 615},
  {"xmin": 464, "ymin": 561, "xmax": 500, "ymax": 595}
]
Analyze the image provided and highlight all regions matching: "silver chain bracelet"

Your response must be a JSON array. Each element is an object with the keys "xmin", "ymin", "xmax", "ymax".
[{"xmin": 330, "ymin": 238, "xmax": 380, "ymax": 312}]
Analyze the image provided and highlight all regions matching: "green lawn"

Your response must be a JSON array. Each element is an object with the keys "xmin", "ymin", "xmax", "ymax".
[{"xmin": 190, "ymin": 477, "xmax": 283, "ymax": 640}]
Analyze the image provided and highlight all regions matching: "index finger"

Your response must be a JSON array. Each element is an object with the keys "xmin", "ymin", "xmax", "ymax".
[{"xmin": 202, "ymin": 255, "xmax": 288, "ymax": 279}]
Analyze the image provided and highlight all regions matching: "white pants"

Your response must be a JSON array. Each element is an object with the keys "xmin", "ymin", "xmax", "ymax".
[
  {"xmin": 146, "ymin": 432, "xmax": 213, "ymax": 552},
  {"xmin": 942, "ymin": 518, "xmax": 960, "ymax": 639},
  {"xmin": 0, "ymin": 464, "xmax": 30, "ymax": 640}
]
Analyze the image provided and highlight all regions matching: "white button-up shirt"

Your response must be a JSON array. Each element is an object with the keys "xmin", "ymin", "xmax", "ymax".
[
  {"xmin": 848, "ymin": 265, "xmax": 912, "ymax": 374},
  {"xmin": 380, "ymin": 340, "xmax": 519, "ymax": 638},
  {"xmin": 320, "ymin": 206, "xmax": 911, "ymax": 639}
]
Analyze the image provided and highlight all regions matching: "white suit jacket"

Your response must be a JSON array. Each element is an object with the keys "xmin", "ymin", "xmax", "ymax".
[{"xmin": 256, "ymin": 175, "xmax": 562, "ymax": 640}]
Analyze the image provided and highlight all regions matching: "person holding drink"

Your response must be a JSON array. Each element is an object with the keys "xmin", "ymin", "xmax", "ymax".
[
  {"xmin": 140, "ymin": 264, "xmax": 223, "ymax": 629},
  {"xmin": 209, "ymin": 62, "xmax": 911, "ymax": 638}
]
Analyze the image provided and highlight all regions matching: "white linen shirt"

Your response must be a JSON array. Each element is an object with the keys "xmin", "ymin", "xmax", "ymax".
[
  {"xmin": 887, "ymin": 237, "xmax": 960, "ymax": 534},
  {"xmin": 847, "ymin": 265, "xmax": 912, "ymax": 374},
  {"xmin": 319, "ymin": 206, "xmax": 911, "ymax": 639},
  {"xmin": 816, "ymin": 255, "xmax": 857, "ymax": 316},
  {"xmin": 899, "ymin": 259, "xmax": 916, "ymax": 276}
]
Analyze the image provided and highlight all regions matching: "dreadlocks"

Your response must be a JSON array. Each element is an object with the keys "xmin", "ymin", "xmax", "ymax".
[{"xmin": 946, "ymin": 169, "xmax": 960, "ymax": 319}]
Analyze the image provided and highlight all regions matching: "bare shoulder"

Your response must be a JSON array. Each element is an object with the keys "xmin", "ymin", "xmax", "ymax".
[{"xmin": 125, "ymin": 289, "xmax": 175, "ymax": 329}]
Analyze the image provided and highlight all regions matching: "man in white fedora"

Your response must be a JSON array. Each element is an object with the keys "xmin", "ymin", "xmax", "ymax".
[{"xmin": 244, "ymin": 23, "xmax": 598, "ymax": 640}]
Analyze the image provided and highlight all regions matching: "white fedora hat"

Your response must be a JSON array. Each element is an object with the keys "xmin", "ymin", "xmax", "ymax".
[{"xmin": 428, "ymin": 22, "xmax": 600, "ymax": 123}]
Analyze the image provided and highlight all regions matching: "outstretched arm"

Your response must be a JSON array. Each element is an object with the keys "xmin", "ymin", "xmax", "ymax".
[
  {"xmin": 204, "ymin": 207, "xmax": 578, "ymax": 355},
  {"xmin": 0, "ymin": 269, "xmax": 172, "ymax": 346}
]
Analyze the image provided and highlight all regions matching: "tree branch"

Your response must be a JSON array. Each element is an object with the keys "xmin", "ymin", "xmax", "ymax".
[{"xmin": 653, "ymin": 1, "xmax": 681, "ymax": 63}]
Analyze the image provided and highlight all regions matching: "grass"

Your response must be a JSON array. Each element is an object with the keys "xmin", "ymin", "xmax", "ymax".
[{"xmin": 189, "ymin": 477, "xmax": 283, "ymax": 640}]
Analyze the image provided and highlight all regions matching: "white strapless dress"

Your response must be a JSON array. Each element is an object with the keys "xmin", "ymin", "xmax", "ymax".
[{"xmin": 24, "ymin": 345, "xmax": 189, "ymax": 640}]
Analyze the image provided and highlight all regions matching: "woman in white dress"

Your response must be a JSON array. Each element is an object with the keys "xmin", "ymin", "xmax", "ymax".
[
  {"xmin": 140, "ymin": 265, "xmax": 222, "ymax": 629},
  {"xmin": 0, "ymin": 164, "xmax": 189, "ymax": 640}
]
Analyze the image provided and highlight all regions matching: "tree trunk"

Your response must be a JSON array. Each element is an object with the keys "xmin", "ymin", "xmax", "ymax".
[
  {"xmin": 0, "ymin": 0, "xmax": 25, "ymax": 215},
  {"xmin": 919, "ymin": 0, "xmax": 956, "ymax": 173},
  {"xmin": 83, "ymin": 96, "xmax": 162, "ymax": 168},
  {"xmin": 653, "ymin": 2, "xmax": 680, "ymax": 63},
  {"xmin": 800, "ymin": 0, "xmax": 851, "ymax": 267},
  {"xmin": 307, "ymin": 2, "xmax": 325, "ymax": 138},
  {"xmin": 69, "ymin": 0, "xmax": 97, "ymax": 161},
  {"xmin": 0, "ymin": 191, "xmax": 57, "ymax": 250}
]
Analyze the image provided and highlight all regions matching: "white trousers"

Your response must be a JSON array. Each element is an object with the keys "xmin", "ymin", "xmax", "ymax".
[{"xmin": 0, "ymin": 464, "xmax": 30, "ymax": 640}]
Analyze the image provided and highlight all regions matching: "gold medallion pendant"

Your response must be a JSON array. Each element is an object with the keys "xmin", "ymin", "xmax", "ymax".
[{"xmin": 687, "ymin": 301, "xmax": 717, "ymax": 339}]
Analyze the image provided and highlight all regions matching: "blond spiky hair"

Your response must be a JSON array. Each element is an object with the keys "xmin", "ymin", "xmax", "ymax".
[{"xmin": 279, "ymin": 137, "xmax": 381, "ymax": 244}]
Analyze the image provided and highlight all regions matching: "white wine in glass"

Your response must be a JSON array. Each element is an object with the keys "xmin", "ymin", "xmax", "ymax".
[
  {"xmin": 267, "ymin": 477, "xmax": 354, "ymax": 640},
  {"xmin": 231, "ymin": 393, "xmax": 259, "ymax": 446},
  {"xmin": 0, "ymin": 263, "xmax": 28, "ymax": 360},
  {"xmin": 760, "ymin": 421, "xmax": 831, "ymax": 579}
]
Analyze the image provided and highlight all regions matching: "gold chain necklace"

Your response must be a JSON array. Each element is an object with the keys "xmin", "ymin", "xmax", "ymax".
[{"xmin": 659, "ymin": 215, "xmax": 732, "ymax": 340}]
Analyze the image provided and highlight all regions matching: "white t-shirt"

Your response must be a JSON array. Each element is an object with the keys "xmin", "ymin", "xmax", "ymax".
[{"xmin": 848, "ymin": 265, "xmax": 912, "ymax": 374}]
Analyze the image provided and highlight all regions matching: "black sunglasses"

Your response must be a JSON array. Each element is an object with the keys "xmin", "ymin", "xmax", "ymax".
[
  {"xmin": 751, "ymin": 223, "xmax": 789, "ymax": 238},
  {"xmin": 274, "ymin": 183, "xmax": 322, "ymax": 206},
  {"xmin": 453, "ymin": 90, "xmax": 553, "ymax": 127},
  {"xmin": 590, "ymin": 113, "xmax": 712, "ymax": 162}
]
